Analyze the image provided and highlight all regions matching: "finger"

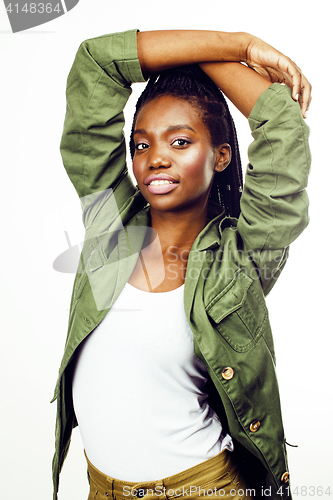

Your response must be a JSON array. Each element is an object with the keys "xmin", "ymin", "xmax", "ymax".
[
  {"xmin": 278, "ymin": 57, "xmax": 302, "ymax": 101},
  {"xmin": 279, "ymin": 58, "xmax": 312, "ymax": 117},
  {"xmin": 299, "ymin": 74, "xmax": 312, "ymax": 119},
  {"xmin": 289, "ymin": 61, "xmax": 303, "ymax": 102}
]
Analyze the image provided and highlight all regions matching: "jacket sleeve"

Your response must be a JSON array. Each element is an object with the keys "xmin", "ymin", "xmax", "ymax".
[
  {"xmin": 60, "ymin": 29, "xmax": 146, "ymax": 228},
  {"xmin": 237, "ymin": 83, "xmax": 311, "ymax": 296}
]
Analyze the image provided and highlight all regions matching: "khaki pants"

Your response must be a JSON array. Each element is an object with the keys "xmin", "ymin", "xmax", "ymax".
[{"xmin": 85, "ymin": 449, "xmax": 253, "ymax": 500}]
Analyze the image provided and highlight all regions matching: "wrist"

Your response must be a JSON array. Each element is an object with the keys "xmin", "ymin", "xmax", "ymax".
[
  {"xmin": 214, "ymin": 31, "xmax": 252, "ymax": 62},
  {"xmin": 235, "ymin": 32, "xmax": 252, "ymax": 62}
]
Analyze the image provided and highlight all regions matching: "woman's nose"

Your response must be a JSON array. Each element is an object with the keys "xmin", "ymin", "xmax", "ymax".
[{"xmin": 149, "ymin": 147, "xmax": 171, "ymax": 169}]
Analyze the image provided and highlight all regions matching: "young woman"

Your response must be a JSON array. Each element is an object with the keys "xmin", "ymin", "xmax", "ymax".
[{"xmin": 52, "ymin": 29, "xmax": 311, "ymax": 500}]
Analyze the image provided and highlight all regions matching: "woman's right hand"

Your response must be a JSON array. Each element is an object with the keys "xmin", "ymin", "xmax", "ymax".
[{"xmin": 241, "ymin": 33, "xmax": 311, "ymax": 117}]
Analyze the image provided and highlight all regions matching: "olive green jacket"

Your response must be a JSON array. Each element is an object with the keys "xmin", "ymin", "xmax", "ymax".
[{"xmin": 52, "ymin": 29, "xmax": 311, "ymax": 500}]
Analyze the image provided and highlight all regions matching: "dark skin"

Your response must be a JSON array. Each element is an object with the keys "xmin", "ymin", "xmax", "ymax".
[
  {"xmin": 129, "ymin": 95, "xmax": 230, "ymax": 292},
  {"xmin": 137, "ymin": 31, "xmax": 311, "ymax": 118},
  {"xmin": 128, "ymin": 31, "xmax": 312, "ymax": 292}
]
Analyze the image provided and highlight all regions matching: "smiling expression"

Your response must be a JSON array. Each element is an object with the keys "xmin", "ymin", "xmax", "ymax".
[{"xmin": 132, "ymin": 95, "xmax": 230, "ymax": 216}]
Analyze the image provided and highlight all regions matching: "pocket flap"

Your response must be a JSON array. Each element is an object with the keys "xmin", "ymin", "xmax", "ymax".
[{"xmin": 206, "ymin": 270, "xmax": 253, "ymax": 323}]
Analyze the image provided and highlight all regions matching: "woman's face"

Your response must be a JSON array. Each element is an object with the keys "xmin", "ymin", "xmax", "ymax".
[{"xmin": 132, "ymin": 95, "xmax": 230, "ymax": 215}]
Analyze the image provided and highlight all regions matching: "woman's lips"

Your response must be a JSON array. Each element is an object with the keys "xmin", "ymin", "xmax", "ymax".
[
  {"xmin": 147, "ymin": 180, "xmax": 179, "ymax": 194},
  {"xmin": 144, "ymin": 174, "xmax": 179, "ymax": 195}
]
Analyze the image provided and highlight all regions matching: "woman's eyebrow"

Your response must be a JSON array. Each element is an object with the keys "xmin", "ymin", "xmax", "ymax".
[
  {"xmin": 133, "ymin": 128, "xmax": 147, "ymax": 136},
  {"xmin": 167, "ymin": 125, "xmax": 196, "ymax": 133},
  {"xmin": 134, "ymin": 125, "xmax": 196, "ymax": 135}
]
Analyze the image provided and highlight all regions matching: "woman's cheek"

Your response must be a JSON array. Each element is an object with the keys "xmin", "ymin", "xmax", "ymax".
[{"xmin": 182, "ymin": 149, "xmax": 215, "ymax": 183}]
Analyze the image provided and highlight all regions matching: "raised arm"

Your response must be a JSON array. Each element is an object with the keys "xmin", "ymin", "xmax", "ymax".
[
  {"xmin": 60, "ymin": 30, "xmax": 146, "ymax": 205},
  {"xmin": 137, "ymin": 30, "xmax": 311, "ymax": 118},
  {"xmin": 241, "ymin": 82, "xmax": 311, "ymax": 295},
  {"xmin": 195, "ymin": 60, "xmax": 311, "ymax": 295}
]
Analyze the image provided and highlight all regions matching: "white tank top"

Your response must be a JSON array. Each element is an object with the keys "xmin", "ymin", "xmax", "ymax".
[{"xmin": 72, "ymin": 283, "xmax": 233, "ymax": 481}]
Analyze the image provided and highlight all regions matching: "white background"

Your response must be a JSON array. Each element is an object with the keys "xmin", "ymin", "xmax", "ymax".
[{"xmin": 0, "ymin": 0, "xmax": 331, "ymax": 499}]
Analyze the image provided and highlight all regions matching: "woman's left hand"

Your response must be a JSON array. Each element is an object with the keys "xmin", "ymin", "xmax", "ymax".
[{"xmin": 243, "ymin": 33, "xmax": 311, "ymax": 118}]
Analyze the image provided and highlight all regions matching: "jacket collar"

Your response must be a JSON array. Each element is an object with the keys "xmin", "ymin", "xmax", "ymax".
[{"xmin": 194, "ymin": 202, "xmax": 238, "ymax": 252}]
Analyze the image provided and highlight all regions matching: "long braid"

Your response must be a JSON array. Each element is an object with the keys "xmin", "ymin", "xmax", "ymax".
[
  {"xmin": 212, "ymin": 102, "xmax": 243, "ymax": 218},
  {"xmin": 130, "ymin": 65, "xmax": 243, "ymax": 218}
]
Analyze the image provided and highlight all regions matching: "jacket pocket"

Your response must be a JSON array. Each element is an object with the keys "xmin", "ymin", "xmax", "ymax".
[{"xmin": 206, "ymin": 269, "xmax": 267, "ymax": 352}]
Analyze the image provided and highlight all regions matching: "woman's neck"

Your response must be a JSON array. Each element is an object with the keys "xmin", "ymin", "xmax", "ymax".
[
  {"xmin": 128, "ymin": 206, "xmax": 209, "ymax": 293},
  {"xmin": 149, "ymin": 205, "xmax": 208, "ymax": 255}
]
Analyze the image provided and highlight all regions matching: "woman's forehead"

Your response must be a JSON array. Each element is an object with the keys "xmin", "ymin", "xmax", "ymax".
[{"xmin": 135, "ymin": 95, "xmax": 205, "ymax": 131}]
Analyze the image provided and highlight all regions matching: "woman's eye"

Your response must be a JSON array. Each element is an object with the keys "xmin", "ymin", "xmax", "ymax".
[
  {"xmin": 172, "ymin": 139, "xmax": 190, "ymax": 147},
  {"xmin": 135, "ymin": 143, "xmax": 149, "ymax": 151}
]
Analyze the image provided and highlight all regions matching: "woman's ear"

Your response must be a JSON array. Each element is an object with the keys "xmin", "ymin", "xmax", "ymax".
[{"xmin": 214, "ymin": 143, "xmax": 232, "ymax": 173}]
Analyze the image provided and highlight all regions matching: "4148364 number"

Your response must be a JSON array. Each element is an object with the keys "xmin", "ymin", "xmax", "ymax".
[{"xmin": 6, "ymin": 3, "xmax": 61, "ymax": 14}]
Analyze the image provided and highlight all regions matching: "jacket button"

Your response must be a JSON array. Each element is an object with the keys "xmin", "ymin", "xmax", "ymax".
[
  {"xmin": 222, "ymin": 367, "xmax": 234, "ymax": 380},
  {"xmin": 281, "ymin": 472, "xmax": 290, "ymax": 483},
  {"xmin": 249, "ymin": 420, "xmax": 261, "ymax": 432}
]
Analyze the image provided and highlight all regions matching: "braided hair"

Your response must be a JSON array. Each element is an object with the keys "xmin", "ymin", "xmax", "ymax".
[{"xmin": 130, "ymin": 65, "xmax": 243, "ymax": 218}]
